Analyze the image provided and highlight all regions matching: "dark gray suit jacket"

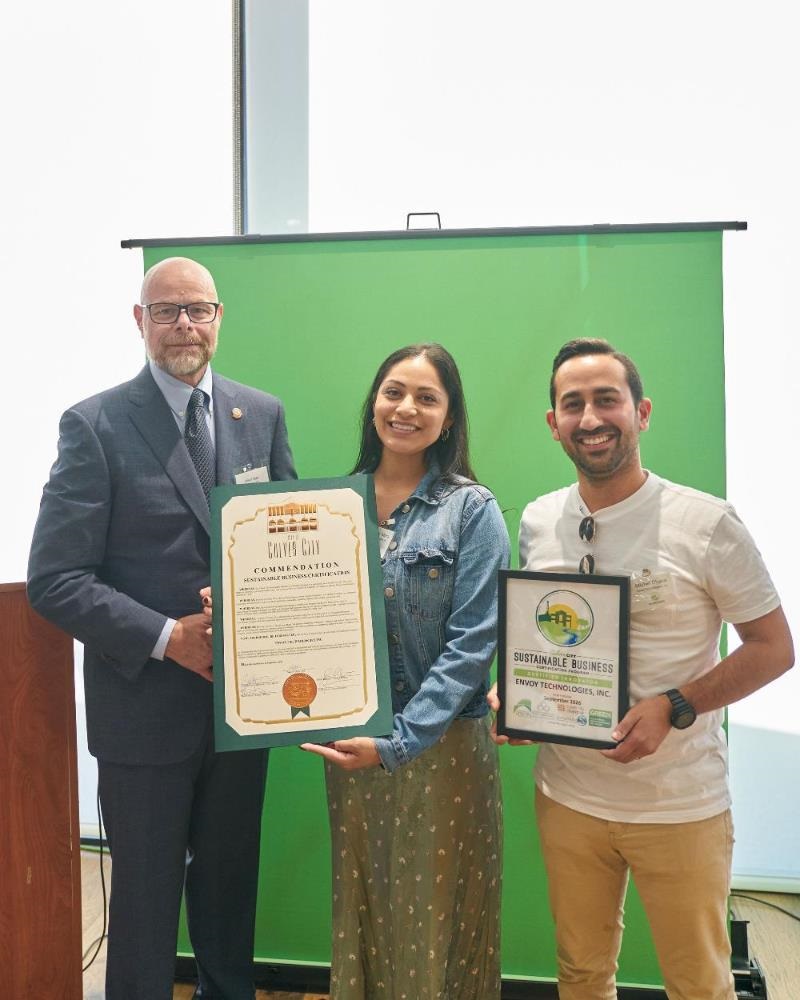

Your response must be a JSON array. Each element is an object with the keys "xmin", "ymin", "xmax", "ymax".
[{"xmin": 28, "ymin": 366, "xmax": 296, "ymax": 766}]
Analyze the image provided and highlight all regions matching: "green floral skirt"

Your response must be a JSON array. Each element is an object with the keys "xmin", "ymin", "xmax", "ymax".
[{"xmin": 325, "ymin": 716, "xmax": 502, "ymax": 999}]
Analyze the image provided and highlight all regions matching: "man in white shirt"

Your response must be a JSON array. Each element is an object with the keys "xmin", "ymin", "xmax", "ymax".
[{"xmin": 491, "ymin": 338, "xmax": 793, "ymax": 999}]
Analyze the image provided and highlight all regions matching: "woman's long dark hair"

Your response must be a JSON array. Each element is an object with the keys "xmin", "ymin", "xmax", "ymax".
[{"xmin": 350, "ymin": 343, "xmax": 477, "ymax": 482}]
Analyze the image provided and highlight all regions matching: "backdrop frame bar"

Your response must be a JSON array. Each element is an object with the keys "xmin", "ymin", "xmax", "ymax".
[{"xmin": 122, "ymin": 220, "xmax": 746, "ymax": 250}]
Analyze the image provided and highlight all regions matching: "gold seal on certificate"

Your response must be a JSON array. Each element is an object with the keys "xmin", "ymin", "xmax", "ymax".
[
  {"xmin": 496, "ymin": 570, "xmax": 630, "ymax": 749},
  {"xmin": 282, "ymin": 673, "xmax": 318, "ymax": 717},
  {"xmin": 211, "ymin": 476, "xmax": 392, "ymax": 751}
]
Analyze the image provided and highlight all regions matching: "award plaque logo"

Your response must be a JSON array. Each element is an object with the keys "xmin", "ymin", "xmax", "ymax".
[{"xmin": 536, "ymin": 589, "xmax": 594, "ymax": 647}]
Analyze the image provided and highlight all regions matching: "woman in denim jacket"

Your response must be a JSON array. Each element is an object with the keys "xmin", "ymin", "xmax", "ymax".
[{"xmin": 303, "ymin": 343, "xmax": 509, "ymax": 999}]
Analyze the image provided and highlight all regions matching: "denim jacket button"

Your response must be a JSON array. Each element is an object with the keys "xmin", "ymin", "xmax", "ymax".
[
  {"xmin": 428, "ymin": 567, "xmax": 439, "ymax": 579},
  {"xmin": 394, "ymin": 680, "xmax": 406, "ymax": 692},
  {"xmin": 401, "ymin": 503, "xmax": 411, "ymax": 513},
  {"xmin": 389, "ymin": 633, "xmax": 400, "ymax": 644},
  {"xmin": 384, "ymin": 586, "xmax": 395, "ymax": 598}
]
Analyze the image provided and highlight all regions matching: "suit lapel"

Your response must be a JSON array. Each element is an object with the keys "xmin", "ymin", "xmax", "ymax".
[
  {"xmin": 213, "ymin": 374, "xmax": 253, "ymax": 487},
  {"xmin": 127, "ymin": 367, "xmax": 211, "ymax": 534}
]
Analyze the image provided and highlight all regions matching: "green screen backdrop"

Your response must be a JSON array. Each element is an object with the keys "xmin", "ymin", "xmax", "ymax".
[{"xmin": 135, "ymin": 223, "xmax": 731, "ymax": 991}]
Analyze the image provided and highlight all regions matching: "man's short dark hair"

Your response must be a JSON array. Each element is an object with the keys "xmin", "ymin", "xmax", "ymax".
[{"xmin": 549, "ymin": 338, "xmax": 644, "ymax": 408}]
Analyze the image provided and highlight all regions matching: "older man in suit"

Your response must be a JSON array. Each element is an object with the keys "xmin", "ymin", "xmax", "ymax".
[{"xmin": 28, "ymin": 257, "xmax": 296, "ymax": 1000}]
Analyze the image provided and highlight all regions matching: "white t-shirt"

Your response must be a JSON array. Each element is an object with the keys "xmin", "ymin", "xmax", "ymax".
[{"xmin": 519, "ymin": 472, "xmax": 780, "ymax": 823}]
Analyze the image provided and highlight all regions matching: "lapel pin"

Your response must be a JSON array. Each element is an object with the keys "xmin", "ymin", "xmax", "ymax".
[{"xmin": 231, "ymin": 407, "xmax": 243, "ymax": 420}]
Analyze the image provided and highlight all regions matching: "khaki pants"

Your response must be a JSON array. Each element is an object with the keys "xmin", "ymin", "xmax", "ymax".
[{"xmin": 536, "ymin": 787, "xmax": 736, "ymax": 1000}]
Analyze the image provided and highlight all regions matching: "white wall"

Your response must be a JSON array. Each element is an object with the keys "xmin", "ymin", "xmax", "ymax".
[{"xmin": 1, "ymin": 1, "xmax": 234, "ymax": 833}]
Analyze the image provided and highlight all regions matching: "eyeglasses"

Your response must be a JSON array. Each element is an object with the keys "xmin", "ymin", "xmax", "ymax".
[
  {"xmin": 142, "ymin": 302, "xmax": 220, "ymax": 324},
  {"xmin": 578, "ymin": 515, "xmax": 595, "ymax": 574}
]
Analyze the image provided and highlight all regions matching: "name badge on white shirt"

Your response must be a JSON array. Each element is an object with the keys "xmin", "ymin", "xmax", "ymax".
[
  {"xmin": 631, "ymin": 569, "xmax": 673, "ymax": 610},
  {"xmin": 234, "ymin": 464, "xmax": 270, "ymax": 485}
]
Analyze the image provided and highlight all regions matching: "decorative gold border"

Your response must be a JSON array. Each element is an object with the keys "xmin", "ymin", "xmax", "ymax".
[{"xmin": 223, "ymin": 498, "xmax": 372, "ymax": 728}]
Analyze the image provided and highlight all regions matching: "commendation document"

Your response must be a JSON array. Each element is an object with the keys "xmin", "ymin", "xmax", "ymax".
[{"xmin": 211, "ymin": 476, "xmax": 392, "ymax": 750}]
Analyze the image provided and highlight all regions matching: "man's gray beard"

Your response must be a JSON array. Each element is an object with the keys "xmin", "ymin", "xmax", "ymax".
[{"xmin": 153, "ymin": 345, "xmax": 213, "ymax": 378}]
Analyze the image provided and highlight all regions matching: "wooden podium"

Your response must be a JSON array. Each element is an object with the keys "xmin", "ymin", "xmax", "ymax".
[{"xmin": 0, "ymin": 583, "xmax": 82, "ymax": 999}]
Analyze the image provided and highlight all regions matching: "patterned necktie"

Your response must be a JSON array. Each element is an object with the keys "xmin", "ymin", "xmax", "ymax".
[{"xmin": 184, "ymin": 388, "xmax": 215, "ymax": 503}]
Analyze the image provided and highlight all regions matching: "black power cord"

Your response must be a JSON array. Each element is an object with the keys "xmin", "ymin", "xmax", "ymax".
[
  {"xmin": 82, "ymin": 785, "xmax": 109, "ymax": 971},
  {"xmin": 731, "ymin": 891, "xmax": 800, "ymax": 923}
]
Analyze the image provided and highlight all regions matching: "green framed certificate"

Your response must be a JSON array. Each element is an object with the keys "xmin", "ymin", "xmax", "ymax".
[
  {"xmin": 211, "ymin": 475, "xmax": 392, "ymax": 750},
  {"xmin": 497, "ymin": 570, "xmax": 630, "ymax": 749}
]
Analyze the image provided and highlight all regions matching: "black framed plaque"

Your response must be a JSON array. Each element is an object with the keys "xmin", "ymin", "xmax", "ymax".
[{"xmin": 497, "ymin": 570, "xmax": 630, "ymax": 749}]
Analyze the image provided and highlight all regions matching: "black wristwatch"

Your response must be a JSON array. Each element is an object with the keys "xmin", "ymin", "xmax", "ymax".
[{"xmin": 663, "ymin": 688, "xmax": 697, "ymax": 729}]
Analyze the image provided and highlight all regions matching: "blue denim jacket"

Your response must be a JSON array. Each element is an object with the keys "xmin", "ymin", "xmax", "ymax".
[{"xmin": 373, "ymin": 466, "xmax": 510, "ymax": 772}]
